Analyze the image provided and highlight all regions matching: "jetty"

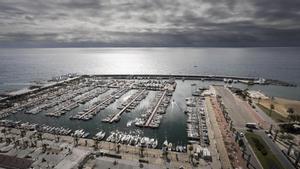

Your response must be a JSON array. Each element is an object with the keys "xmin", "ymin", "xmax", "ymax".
[
  {"xmin": 145, "ymin": 90, "xmax": 167, "ymax": 127},
  {"xmin": 79, "ymin": 97, "xmax": 112, "ymax": 119},
  {"xmin": 71, "ymin": 87, "xmax": 129, "ymax": 120},
  {"xmin": 109, "ymin": 89, "xmax": 146, "ymax": 123}
]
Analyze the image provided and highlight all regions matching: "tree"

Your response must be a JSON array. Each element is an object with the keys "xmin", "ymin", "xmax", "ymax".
[
  {"xmin": 188, "ymin": 145, "xmax": 193, "ymax": 153},
  {"xmin": 258, "ymin": 97, "xmax": 262, "ymax": 104},
  {"xmin": 188, "ymin": 145, "xmax": 194, "ymax": 162},
  {"xmin": 140, "ymin": 145, "xmax": 144, "ymax": 158},
  {"xmin": 270, "ymin": 104, "xmax": 275, "ymax": 117},
  {"xmin": 73, "ymin": 136, "xmax": 79, "ymax": 147},
  {"xmin": 20, "ymin": 130, "xmax": 26, "ymax": 138},
  {"xmin": 287, "ymin": 108, "xmax": 294, "ymax": 122},
  {"xmin": 93, "ymin": 139, "xmax": 99, "ymax": 150},
  {"xmin": 37, "ymin": 132, "xmax": 43, "ymax": 143},
  {"xmin": 116, "ymin": 144, "xmax": 121, "ymax": 154}
]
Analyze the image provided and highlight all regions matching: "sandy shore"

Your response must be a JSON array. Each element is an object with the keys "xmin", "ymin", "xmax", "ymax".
[{"xmin": 259, "ymin": 97, "xmax": 300, "ymax": 118}]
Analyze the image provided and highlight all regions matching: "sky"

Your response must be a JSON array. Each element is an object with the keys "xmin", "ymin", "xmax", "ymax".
[{"xmin": 0, "ymin": 0, "xmax": 300, "ymax": 47}]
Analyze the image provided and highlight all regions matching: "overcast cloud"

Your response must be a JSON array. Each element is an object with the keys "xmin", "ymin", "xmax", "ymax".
[{"xmin": 0, "ymin": 0, "xmax": 300, "ymax": 47}]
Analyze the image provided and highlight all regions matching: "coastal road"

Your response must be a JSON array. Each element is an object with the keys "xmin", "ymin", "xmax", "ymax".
[
  {"xmin": 255, "ymin": 130, "xmax": 296, "ymax": 169},
  {"xmin": 211, "ymin": 86, "xmax": 295, "ymax": 169},
  {"xmin": 212, "ymin": 86, "xmax": 267, "ymax": 169}
]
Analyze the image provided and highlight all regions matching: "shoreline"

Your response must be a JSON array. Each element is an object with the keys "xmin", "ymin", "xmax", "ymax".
[{"xmin": 259, "ymin": 97, "xmax": 300, "ymax": 118}]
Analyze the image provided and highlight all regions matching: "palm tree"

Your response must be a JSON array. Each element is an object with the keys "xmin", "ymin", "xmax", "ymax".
[
  {"xmin": 140, "ymin": 145, "xmax": 144, "ymax": 158},
  {"xmin": 258, "ymin": 97, "xmax": 261, "ymax": 104},
  {"xmin": 37, "ymin": 132, "xmax": 43, "ymax": 145},
  {"xmin": 188, "ymin": 145, "xmax": 193, "ymax": 154},
  {"xmin": 188, "ymin": 145, "xmax": 193, "ymax": 163},
  {"xmin": 287, "ymin": 107, "xmax": 294, "ymax": 123},
  {"xmin": 116, "ymin": 144, "xmax": 121, "ymax": 154},
  {"xmin": 20, "ymin": 130, "xmax": 26, "ymax": 138},
  {"xmin": 93, "ymin": 139, "xmax": 99, "ymax": 150},
  {"xmin": 73, "ymin": 136, "xmax": 79, "ymax": 147},
  {"xmin": 270, "ymin": 104, "xmax": 275, "ymax": 117}
]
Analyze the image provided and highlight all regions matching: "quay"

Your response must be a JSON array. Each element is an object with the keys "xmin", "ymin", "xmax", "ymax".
[
  {"xmin": 0, "ymin": 126, "xmax": 197, "ymax": 169},
  {"xmin": 109, "ymin": 89, "xmax": 146, "ymax": 123},
  {"xmin": 145, "ymin": 90, "xmax": 167, "ymax": 127}
]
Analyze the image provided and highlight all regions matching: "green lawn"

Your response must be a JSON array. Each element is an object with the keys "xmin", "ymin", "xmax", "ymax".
[
  {"xmin": 245, "ymin": 132, "xmax": 285, "ymax": 169},
  {"xmin": 257, "ymin": 104, "xmax": 288, "ymax": 123}
]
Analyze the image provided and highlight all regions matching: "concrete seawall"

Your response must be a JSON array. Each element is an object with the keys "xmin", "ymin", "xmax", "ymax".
[{"xmin": 90, "ymin": 73, "xmax": 258, "ymax": 81}]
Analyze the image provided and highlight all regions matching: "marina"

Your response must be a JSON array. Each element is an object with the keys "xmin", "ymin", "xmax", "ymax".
[
  {"xmin": 0, "ymin": 74, "xmax": 290, "ymax": 148},
  {"xmin": 0, "ymin": 75, "xmax": 181, "ymax": 148},
  {"xmin": 0, "ymin": 74, "xmax": 299, "ymax": 169}
]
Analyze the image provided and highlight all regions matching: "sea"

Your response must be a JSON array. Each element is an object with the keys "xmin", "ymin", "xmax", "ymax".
[
  {"xmin": 1, "ymin": 47, "xmax": 300, "ymax": 99},
  {"xmin": 0, "ymin": 47, "xmax": 300, "ymax": 147}
]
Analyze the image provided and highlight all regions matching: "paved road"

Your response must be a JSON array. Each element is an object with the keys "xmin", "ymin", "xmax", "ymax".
[
  {"xmin": 254, "ymin": 104, "xmax": 274, "ymax": 126},
  {"xmin": 214, "ymin": 86, "xmax": 256, "ymax": 129},
  {"xmin": 256, "ymin": 130, "xmax": 295, "ymax": 169},
  {"xmin": 213, "ymin": 86, "xmax": 263, "ymax": 169},
  {"xmin": 213, "ymin": 86, "xmax": 296, "ymax": 169}
]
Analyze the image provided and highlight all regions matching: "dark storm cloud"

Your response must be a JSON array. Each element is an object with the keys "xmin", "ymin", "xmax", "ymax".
[{"xmin": 0, "ymin": 0, "xmax": 299, "ymax": 47}]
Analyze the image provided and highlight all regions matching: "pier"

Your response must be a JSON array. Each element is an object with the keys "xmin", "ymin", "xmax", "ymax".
[
  {"xmin": 46, "ymin": 87, "xmax": 109, "ymax": 117},
  {"xmin": 109, "ymin": 89, "xmax": 146, "ymax": 123},
  {"xmin": 47, "ymin": 102, "xmax": 78, "ymax": 117},
  {"xmin": 145, "ymin": 90, "xmax": 167, "ymax": 127},
  {"xmin": 79, "ymin": 97, "xmax": 112, "ymax": 119},
  {"xmin": 77, "ymin": 87, "xmax": 129, "ymax": 120}
]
